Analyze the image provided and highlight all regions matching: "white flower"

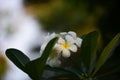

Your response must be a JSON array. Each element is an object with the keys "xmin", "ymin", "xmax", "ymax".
[
  {"xmin": 47, "ymin": 58, "xmax": 61, "ymax": 67},
  {"xmin": 40, "ymin": 32, "xmax": 57, "ymax": 56},
  {"xmin": 55, "ymin": 35, "xmax": 77, "ymax": 57},
  {"xmin": 59, "ymin": 32, "xmax": 67, "ymax": 37},
  {"xmin": 68, "ymin": 31, "xmax": 82, "ymax": 47},
  {"xmin": 40, "ymin": 31, "xmax": 82, "ymax": 67},
  {"xmin": 40, "ymin": 32, "xmax": 61, "ymax": 67},
  {"xmin": 46, "ymin": 52, "xmax": 61, "ymax": 67}
]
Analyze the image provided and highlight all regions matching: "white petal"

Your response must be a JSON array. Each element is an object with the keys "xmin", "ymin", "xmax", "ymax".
[
  {"xmin": 62, "ymin": 50, "xmax": 71, "ymax": 57},
  {"xmin": 68, "ymin": 31, "xmax": 77, "ymax": 38},
  {"xmin": 75, "ymin": 38, "xmax": 82, "ymax": 47},
  {"xmin": 58, "ymin": 37, "xmax": 65, "ymax": 44},
  {"xmin": 54, "ymin": 44, "xmax": 63, "ymax": 53},
  {"xmin": 65, "ymin": 35, "xmax": 74, "ymax": 44},
  {"xmin": 69, "ymin": 44, "xmax": 77, "ymax": 52},
  {"xmin": 47, "ymin": 57, "xmax": 61, "ymax": 67},
  {"xmin": 44, "ymin": 32, "xmax": 57, "ymax": 43},
  {"xmin": 41, "ymin": 43, "xmax": 47, "ymax": 50},
  {"xmin": 60, "ymin": 32, "xmax": 67, "ymax": 35},
  {"xmin": 40, "ymin": 42, "xmax": 47, "ymax": 55},
  {"xmin": 50, "ymin": 32, "xmax": 57, "ymax": 39}
]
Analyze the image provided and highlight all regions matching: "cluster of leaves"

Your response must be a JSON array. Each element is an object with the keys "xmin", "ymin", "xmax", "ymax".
[
  {"xmin": 5, "ymin": 31, "xmax": 120, "ymax": 80},
  {"xmin": 5, "ymin": 37, "xmax": 58, "ymax": 80}
]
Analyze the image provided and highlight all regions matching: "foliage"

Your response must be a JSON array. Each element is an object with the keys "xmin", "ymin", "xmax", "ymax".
[
  {"xmin": 6, "ymin": 37, "xmax": 58, "ymax": 80},
  {"xmin": 5, "ymin": 31, "xmax": 120, "ymax": 80}
]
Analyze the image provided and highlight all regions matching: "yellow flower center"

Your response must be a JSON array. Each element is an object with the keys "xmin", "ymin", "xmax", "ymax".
[
  {"xmin": 63, "ymin": 42, "xmax": 70, "ymax": 49},
  {"xmin": 49, "ymin": 53, "xmax": 55, "ymax": 59}
]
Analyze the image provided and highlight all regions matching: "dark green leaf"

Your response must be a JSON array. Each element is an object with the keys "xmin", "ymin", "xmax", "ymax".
[
  {"xmin": 5, "ymin": 48, "xmax": 30, "ymax": 72},
  {"xmin": 46, "ymin": 66, "xmax": 81, "ymax": 79},
  {"xmin": 48, "ymin": 73, "xmax": 80, "ymax": 80},
  {"xmin": 96, "ymin": 64, "xmax": 120, "ymax": 80},
  {"xmin": 92, "ymin": 32, "xmax": 120, "ymax": 76},
  {"xmin": 80, "ymin": 31, "xmax": 98, "ymax": 73},
  {"xmin": 97, "ymin": 66, "xmax": 120, "ymax": 79},
  {"xmin": 25, "ymin": 37, "xmax": 58, "ymax": 80},
  {"xmin": 95, "ymin": 48, "xmax": 120, "ymax": 77}
]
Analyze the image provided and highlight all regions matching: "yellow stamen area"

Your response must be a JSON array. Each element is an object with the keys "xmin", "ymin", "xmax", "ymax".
[
  {"xmin": 49, "ymin": 53, "xmax": 55, "ymax": 59},
  {"xmin": 63, "ymin": 42, "xmax": 70, "ymax": 49}
]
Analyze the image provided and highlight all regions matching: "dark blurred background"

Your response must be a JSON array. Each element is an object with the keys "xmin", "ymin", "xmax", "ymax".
[{"xmin": 24, "ymin": 0, "xmax": 120, "ymax": 47}]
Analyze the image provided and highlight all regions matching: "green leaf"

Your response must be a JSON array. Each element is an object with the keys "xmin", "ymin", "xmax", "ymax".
[
  {"xmin": 80, "ymin": 31, "xmax": 98, "ymax": 73},
  {"xmin": 96, "ymin": 62, "xmax": 120, "ymax": 80},
  {"xmin": 95, "ymin": 50, "xmax": 120, "ymax": 77},
  {"xmin": 46, "ymin": 66, "xmax": 81, "ymax": 79},
  {"xmin": 48, "ymin": 73, "xmax": 80, "ymax": 80},
  {"xmin": 25, "ymin": 37, "xmax": 58, "ymax": 80},
  {"xmin": 97, "ymin": 66, "xmax": 120, "ymax": 79},
  {"xmin": 5, "ymin": 48, "xmax": 30, "ymax": 72},
  {"xmin": 92, "ymin": 32, "xmax": 120, "ymax": 76}
]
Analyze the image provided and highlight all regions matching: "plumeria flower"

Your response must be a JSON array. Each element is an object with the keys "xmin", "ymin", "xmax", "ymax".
[
  {"xmin": 55, "ymin": 35, "xmax": 77, "ymax": 58},
  {"xmin": 59, "ymin": 32, "xmax": 67, "ymax": 37},
  {"xmin": 40, "ymin": 32, "xmax": 61, "ymax": 67},
  {"xmin": 68, "ymin": 31, "xmax": 82, "ymax": 47},
  {"xmin": 40, "ymin": 31, "xmax": 82, "ymax": 67},
  {"xmin": 46, "ymin": 51, "xmax": 61, "ymax": 67},
  {"xmin": 47, "ymin": 57, "xmax": 61, "ymax": 67},
  {"xmin": 40, "ymin": 32, "xmax": 57, "ymax": 56}
]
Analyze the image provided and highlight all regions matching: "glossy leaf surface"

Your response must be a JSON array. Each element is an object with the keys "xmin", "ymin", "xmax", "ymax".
[
  {"xmin": 92, "ymin": 32, "xmax": 120, "ymax": 76},
  {"xmin": 5, "ymin": 48, "xmax": 30, "ymax": 72},
  {"xmin": 80, "ymin": 31, "xmax": 98, "ymax": 72},
  {"xmin": 25, "ymin": 37, "xmax": 58, "ymax": 80}
]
